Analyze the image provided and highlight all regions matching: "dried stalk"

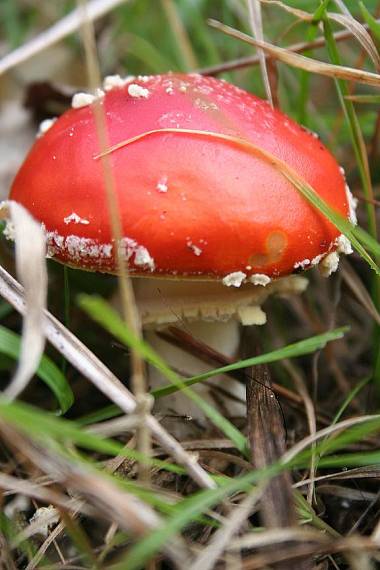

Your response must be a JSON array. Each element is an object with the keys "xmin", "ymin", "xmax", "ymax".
[
  {"xmin": 200, "ymin": 20, "xmax": 379, "ymax": 76},
  {"xmin": 208, "ymin": 19, "xmax": 380, "ymax": 87}
]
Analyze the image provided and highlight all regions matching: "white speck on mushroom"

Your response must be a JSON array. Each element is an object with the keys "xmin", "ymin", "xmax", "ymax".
[
  {"xmin": 71, "ymin": 92, "xmax": 96, "ymax": 109},
  {"xmin": 320, "ymin": 251, "xmax": 340, "ymax": 277},
  {"xmin": 156, "ymin": 176, "xmax": 168, "ymax": 193},
  {"xmin": 345, "ymin": 184, "xmax": 358, "ymax": 225},
  {"xmin": 64, "ymin": 212, "xmax": 90, "ymax": 225},
  {"xmin": 128, "ymin": 83, "xmax": 150, "ymax": 99},
  {"xmin": 186, "ymin": 240, "xmax": 202, "ymax": 256},
  {"xmin": 103, "ymin": 74, "xmax": 124, "ymax": 90},
  {"xmin": 118, "ymin": 237, "xmax": 137, "ymax": 260},
  {"xmin": 137, "ymin": 75, "xmax": 152, "ymax": 83},
  {"xmin": 311, "ymin": 253, "xmax": 324, "ymax": 266},
  {"xmin": 336, "ymin": 234, "xmax": 353, "ymax": 255},
  {"xmin": 222, "ymin": 271, "xmax": 246, "ymax": 287},
  {"xmin": 103, "ymin": 74, "xmax": 135, "ymax": 91},
  {"xmin": 339, "ymin": 166, "xmax": 345, "ymax": 176},
  {"xmin": 134, "ymin": 246, "xmax": 155, "ymax": 270},
  {"xmin": 95, "ymin": 88, "xmax": 105, "ymax": 100},
  {"xmin": 119, "ymin": 237, "xmax": 155, "ymax": 270},
  {"xmin": 37, "ymin": 117, "xmax": 57, "ymax": 138},
  {"xmin": 249, "ymin": 273, "xmax": 271, "ymax": 286},
  {"xmin": 45, "ymin": 231, "xmax": 113, "ymax": 262},
  {"xmin": 52, "ymin": 155, "xmax": 57, "ymax": 160},
  {"xmin": 65, "ymin": 235, "xmax": 113, "ymax": 260},
  {"xmin": 194, "ymin": 98, "xmax": 218, "ymax": 112},
  {"xmin": 166, "ymin": 86, "xmax": 174, "ymax": 95},
  {"xmin": 294, "ymin": 259, "xmax": 311, "ymax": 270}
]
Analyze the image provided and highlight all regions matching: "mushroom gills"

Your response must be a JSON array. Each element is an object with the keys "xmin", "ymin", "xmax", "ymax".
[{"xmin": 134, "ymin": 274, "xmax": 308, "ymax": 327}]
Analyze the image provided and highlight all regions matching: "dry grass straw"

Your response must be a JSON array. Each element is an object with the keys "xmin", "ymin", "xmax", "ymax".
[
  {"xmin": 208, "ymin": 19, "xmax": 380, "ymax": 87},
  {"xmin": 260, "ymin": 0, "xmax": 380, "ymax": 71},
  {"xmin": 247, "ymin": 0, "xmax": 273, "ymax": 106},
  {"xmin": 0, "ymin": 202, "xmax": 47, "ymax": 400},
  {"xmin": 201, "ymin": 19, "xmax": 379, "ymax": 75},
  {"xmin": 0, "ymin": 422, "xmax": 190, "ymax": 569},
  {"xmin": 77, "ymin": 0, "xmax": 151, "ymax": 483},
  {"xmin": 191, "ymin": 486, "xmax": 264, "ymax": 570}
]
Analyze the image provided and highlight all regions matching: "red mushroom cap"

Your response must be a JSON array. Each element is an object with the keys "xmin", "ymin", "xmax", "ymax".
[{"xmin": 10, "ymin": 73, "xmax": 351, "ymax": 283}]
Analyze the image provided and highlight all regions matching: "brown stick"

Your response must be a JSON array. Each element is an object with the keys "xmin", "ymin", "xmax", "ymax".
[
  {"xmin": 246, "ymin": 361, "xmax": 296, "ymax": 528},
  {"xmin": 246, "ymin": 360, "xmax": 311, "ymax": 570}
]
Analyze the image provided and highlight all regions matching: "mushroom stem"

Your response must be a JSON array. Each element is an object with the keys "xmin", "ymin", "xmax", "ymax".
[
  {"xmin": 145, "ymin": 318, "xmax": 245, "ymax": 432},
  {"xmin": 132, "ymin": 275, "xmax": 308, "ymax": 434}
]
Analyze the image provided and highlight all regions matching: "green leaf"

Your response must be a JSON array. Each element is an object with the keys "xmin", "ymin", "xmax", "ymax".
[{"xmin": 0, "ymin": 325, "xmax": 74, "ymax": 413}]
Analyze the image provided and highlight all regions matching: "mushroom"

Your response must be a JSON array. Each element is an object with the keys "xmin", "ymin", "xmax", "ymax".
[{"xmin": 8, "ymin": 73, "xmax": 354, "ymax": 429}]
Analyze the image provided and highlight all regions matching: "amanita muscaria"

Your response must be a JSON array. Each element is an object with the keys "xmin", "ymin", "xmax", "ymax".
[{"xmin": 9, "ymin": 73, "xmax": 355, "ymax": 427}]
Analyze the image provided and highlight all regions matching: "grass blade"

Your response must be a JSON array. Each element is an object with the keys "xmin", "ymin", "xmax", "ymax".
[
  {"xmin": 0, "ymin": 325, "xmax": 74, "ymax": 413},
  {"xmin": 155, "ymin": 326, "xmax": 349, "ymax": 391},
  {"xmin": 360, "ymin": 1, "xmax": 380, "ymax": 42}
]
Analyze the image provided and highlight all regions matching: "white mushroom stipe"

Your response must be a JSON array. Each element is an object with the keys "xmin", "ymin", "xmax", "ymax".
[
  {"xmin": 130, "ymin": 275, "xmax": 308, "ymax": 435},
  {"xmin": 237, "ymin": 305, "xmax": 267, "ymax": 326},
  {"xmin": 145, "ymin": 319, "xmax": 245, "ymax": 434}
]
